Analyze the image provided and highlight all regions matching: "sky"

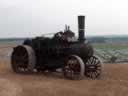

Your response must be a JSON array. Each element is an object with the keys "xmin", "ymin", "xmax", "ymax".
[{"xmin": 0, "ymin": 0, "xmax": 128, "ymax": 38}]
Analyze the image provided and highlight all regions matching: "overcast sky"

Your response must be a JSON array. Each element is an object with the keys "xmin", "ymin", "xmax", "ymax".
[{"xmin": 0, "ymin": 0, "xmax": 128, "ymax": 38}]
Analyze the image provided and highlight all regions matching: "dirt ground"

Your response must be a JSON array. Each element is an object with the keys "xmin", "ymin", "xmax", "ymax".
[{"xmin": 0, "ymin": 43, "xmax": 128, "ymax": 96}]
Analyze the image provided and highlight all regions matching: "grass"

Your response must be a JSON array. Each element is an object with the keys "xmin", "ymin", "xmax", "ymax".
[{"xmin": 92, "ymin": 43, "xmax": 128, "ymax": 50}]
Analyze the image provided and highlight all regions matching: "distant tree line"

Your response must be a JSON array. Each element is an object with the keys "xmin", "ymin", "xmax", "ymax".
[{"xmin": 88, "ymin": 37, "xmax": 106, "ymax": 43}]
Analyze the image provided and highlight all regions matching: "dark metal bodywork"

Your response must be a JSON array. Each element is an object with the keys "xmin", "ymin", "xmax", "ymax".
[{"xmin": 23, "ymin": 36, "xmax": 93, "ymax": 71}]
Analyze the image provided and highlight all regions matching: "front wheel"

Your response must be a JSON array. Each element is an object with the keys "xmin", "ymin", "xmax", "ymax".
[{"xmin": 85, "ymin": 56, "xmax": 103, "ymax": 79}]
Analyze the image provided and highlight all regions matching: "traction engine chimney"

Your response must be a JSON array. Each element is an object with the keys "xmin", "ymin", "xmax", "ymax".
[{"xmin": 78, "ymin": 16, "xmax": 85, "ymax": 41}]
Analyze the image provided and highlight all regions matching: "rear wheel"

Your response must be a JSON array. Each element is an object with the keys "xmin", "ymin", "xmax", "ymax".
[
  {"xmin": 63, "ymin": 55, "xmax": 85, "ymax": 80},
  {"xmin": 11, "ymin": 45, "xmax": 36, "ymax": 73}
]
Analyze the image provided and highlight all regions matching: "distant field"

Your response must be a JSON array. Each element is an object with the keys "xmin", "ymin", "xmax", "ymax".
[
  {"xmin": 93, "ymin": 43, "xmax": 128, "ymax": 63},
  {"xmin": 92, "ymin": 43, "xmax": 128, "ymax": 50}
]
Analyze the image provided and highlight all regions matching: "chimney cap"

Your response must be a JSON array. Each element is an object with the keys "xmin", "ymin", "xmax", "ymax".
[{"xmin": 78, "ymin": 15, "xmax": 85, "ymax": 17}]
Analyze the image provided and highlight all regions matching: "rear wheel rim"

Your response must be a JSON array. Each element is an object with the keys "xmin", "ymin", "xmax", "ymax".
[{"xmin": 64, "ymin": 55, "xmax": 85, "ymax": 80}]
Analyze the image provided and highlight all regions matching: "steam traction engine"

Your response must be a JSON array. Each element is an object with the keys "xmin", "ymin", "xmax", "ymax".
[{"xmin": 11, "ymin": 16, "xmax": 103, "ymax": 80}]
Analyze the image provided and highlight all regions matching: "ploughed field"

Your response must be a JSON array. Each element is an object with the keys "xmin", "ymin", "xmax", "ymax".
[{"xmin": 0, "ymin": 41, "xmax": 128, "ymax": 96}]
